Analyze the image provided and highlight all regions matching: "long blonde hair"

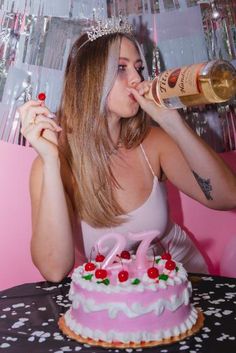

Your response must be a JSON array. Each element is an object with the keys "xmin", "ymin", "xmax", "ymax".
[{"xmin": 58, "ymin": 32, "xmax": 150, "ymax": 227}]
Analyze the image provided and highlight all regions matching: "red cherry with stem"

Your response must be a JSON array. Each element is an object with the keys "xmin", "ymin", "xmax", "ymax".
[
  {"xmin": 85, "ymin": 262, "xmax": 96, "ymax": 271},
  {"xmin": 38, "ymin": 92, "xmax": 46, "ymax": 101},
  {"xmin": 95, "ymin": 254, "xmax": 105, "ymax": 262},
  {"xmin": 165, "ymin": 260, "xmax": 176, "ymax": 271},
  {"xmin": 147, "ymin": 267, "xmax": 159, "ymax": 279},
  {"xmin": 161, "ymin": 252, "xmax": 172, "ymax": 260},
  {"xmin": 118, "ymin": 270, "xmax": 129, "ymax": 282},
  {"xmin": 120, "ymin": 250, "xmax": 131, "ymax": 260},
  {"xmin": 95, "ymin": 268, "xmax": 107, "ymax": 279}
]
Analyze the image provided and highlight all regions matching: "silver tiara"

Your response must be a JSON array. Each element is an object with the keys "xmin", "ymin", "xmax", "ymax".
[{"xmin": 87, "ymin": 16, "xmax": 133, "ymax": 42}]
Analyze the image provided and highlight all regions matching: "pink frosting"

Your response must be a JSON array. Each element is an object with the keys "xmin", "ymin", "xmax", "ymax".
[
  {"xmin": 70, "ymin": 304, "xmax": 190, "ymax": 332},
  {"xmin": 70, "ymin": 280, "xmax": 190, "ymax": 333}
]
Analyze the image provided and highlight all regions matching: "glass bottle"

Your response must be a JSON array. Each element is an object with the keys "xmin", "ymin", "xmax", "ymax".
[{"xmin": 145, "ymin": 60, "xmax": 236, "ymax": 109}]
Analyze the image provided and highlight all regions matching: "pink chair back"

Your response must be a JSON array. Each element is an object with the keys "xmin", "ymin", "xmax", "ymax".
[
  {"xmin": 0, "ymin": 141, "xmax": 44, "ymax": 290},
  {"xmin": 0, "ymin": 142, "xmax": 235, "ymax": 290}
]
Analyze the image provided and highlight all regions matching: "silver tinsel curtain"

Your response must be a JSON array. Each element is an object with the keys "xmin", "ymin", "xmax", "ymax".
[{"xmin": 0, "ymin": 0, "xmax": 235, "ymax": 151}]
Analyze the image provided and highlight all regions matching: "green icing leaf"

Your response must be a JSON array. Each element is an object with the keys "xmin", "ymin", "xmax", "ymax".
[
  {"xmin": 82, "ymin": 274, "xmax": 93, "ymax": 280},
  {"xmin": 132, "ymin": 278, "xmax": 141, "ymax": 285},
  {"xmin": 97, "ymin": 278, "xmax": 110, "ymax": 286},
  {"xmin": 155, "ymin": 258, "xmax": 161, "ymax": 264},
  {"xmin": 159, "ymin": 274, "xmax": 168, "ymax": 281},
  {"xmin": 176, "ymin": 266, "xmax": 179, "ymax": 272}
]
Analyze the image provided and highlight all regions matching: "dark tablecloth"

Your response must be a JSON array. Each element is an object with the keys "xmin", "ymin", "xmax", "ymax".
[{"xmin": 0, "ymin": 274, "xmax": 235, "ymax": 353}]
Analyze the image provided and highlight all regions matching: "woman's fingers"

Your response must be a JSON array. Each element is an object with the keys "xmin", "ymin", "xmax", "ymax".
[
  {"xmin": 21, "ymin": 114, "xmax": 61, "ymax": 134},
  {"xmin": 135, "ymin": 81, "xmax": 151, "ymax": 95},
  {"xmin": 18, "ymin": 100, "xmax": 43, "ymax": 122},
  {"xmin": 20, "ymin": 106, "xmax": 56, "ymax": 129},
  {"xmin": 18, "ymin": 99, "xmax": 42, "ymax": 111},
  {"xmin": 18, "ymin": 100, "xmax": 56, "ymax": 126},
  {"xmin": 127, "ymin": 81, "xmax": 152, "ymax": 105},
  {"xmin": 127, "ymin": 82, "xmax": 172, "ymax": 124},
  {"xmin": 22, "ymin": 120, "xmax": 60, "ymax": 138},
  {"xmin": 18, "ymin": 100, "xmax": 61, "ymax": 158},
  {"xmin": 21, "ymin": 121, "xmax": 60, "ymax": 156},
  {"xmin": 127, "ymin": 87, "xmax": 149, "ymax": 107}
]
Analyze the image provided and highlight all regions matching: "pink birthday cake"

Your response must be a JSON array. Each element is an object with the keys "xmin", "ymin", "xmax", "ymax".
[{"xmin": 59, "ymin": 231, "xmax": 204, "ymax": 348}]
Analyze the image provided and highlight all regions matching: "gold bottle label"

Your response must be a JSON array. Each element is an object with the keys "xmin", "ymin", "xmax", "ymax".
[{"xmin": 157, "ymin": 63, "xmax": 206, "ymax": 99}]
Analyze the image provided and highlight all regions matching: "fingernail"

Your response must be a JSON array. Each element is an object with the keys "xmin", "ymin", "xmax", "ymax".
[{"xmin": 48, "ymin": 113, "xmax": 57, "ymax": 119}]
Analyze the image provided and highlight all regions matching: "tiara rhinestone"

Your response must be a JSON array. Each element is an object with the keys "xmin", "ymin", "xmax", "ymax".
[{"xmin": 87, "ymin": 16, "xmax": 133, "ymax": 42}]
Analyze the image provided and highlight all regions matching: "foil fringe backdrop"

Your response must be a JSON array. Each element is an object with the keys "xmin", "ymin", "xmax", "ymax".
[
  {"xmin": 0, "ymin": 0, "xmax": 235, "ymax": 151},
  {"xmin": 0, "ymin": 0, "xmax": 107, "ymax": 18},
  {"xmin": 0, "ymin": 0, "xmax": 108, "ymax": 145},
  {"xmin": 200, "ymin": 0, "xmax": 236, "ymax": 61}
]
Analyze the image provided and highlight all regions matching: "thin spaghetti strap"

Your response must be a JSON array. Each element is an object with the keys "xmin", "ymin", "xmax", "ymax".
[{"xmin": 140, "ymin": 144, "xmax": 155, "ymax": 177}]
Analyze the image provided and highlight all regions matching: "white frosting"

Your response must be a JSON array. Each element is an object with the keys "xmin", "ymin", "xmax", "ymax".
[
  {"xmin": 64, "ymin": 306, "xmax": 198, "ymax": 343},
  {"xmin": 70, "ymin": 286, "xmax": 191, "ymax": 319},
  {"xmin": 71, "ymin": 259, "xmax": 187, "ymax": 294}
]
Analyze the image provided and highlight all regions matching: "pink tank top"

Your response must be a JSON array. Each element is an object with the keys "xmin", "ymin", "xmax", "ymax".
[{"xmin": 81, "ymin": 144, "xmax": 169, "ymax": 257}]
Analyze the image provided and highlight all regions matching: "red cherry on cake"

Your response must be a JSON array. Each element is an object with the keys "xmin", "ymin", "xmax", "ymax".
[
  {"xmin": 85, "ymin": 262, "xmax": 96, "ymax": 271},
  {"xmin": 95, "ymin": 269, "xmax": 107, "ymax": 279},
  {"xmin": 95, "ymin": 254, "xmax": 105, "ymax": 262},
  {"xmin": 161, "ymin": 252, "xmax": 172, "ymax": 260},
  {"xmin": 120, "ymin": 250, "xmax": 131, "ymax": 260},
  {"xmin": 147, "ymin": 267, "xmax": 159, "ymax": 279},
  {"xmin": 165, "ymin": 260, "xmax": 176, "ymax": 271},
  {"xmin": 118, "ymin": 270, "xmax": 129, "ymax": 282}
]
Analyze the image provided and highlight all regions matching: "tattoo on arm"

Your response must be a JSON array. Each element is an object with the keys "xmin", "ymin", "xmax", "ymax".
[{"xmin": 192, "ymin": 171, "xmax": 213, "ymax": 200}]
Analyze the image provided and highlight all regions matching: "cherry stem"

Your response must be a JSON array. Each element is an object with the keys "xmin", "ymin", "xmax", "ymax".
[
  {"xmin": 152, "ymin": 248, "xmax": 156, "ymax": 267},
  {"xmin": 90, "ymin": 246, "xmax": 95, "ymax": 262},
  {"xmin": 117, "ymin": 254, "xmax": 124, "ymax": 268},
  {"xmin": 96, "ymin": 245, "xmax": 100, "ymax": 255}
]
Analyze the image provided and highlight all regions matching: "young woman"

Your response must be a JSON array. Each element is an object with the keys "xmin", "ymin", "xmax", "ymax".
[{"xmin": 19, "ymin": 29, "xmax": 236, "ymax": 282}]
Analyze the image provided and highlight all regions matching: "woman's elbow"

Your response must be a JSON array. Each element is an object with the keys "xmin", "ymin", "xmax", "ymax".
[{"xmin": 32, "ymin": 255, "xmax": 74, "ymax": 283}]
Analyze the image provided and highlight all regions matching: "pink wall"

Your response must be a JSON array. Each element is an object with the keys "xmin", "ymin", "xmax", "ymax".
[{"xmin": 0, "ymin": 141, "xmax": 43, "ymax": 290}]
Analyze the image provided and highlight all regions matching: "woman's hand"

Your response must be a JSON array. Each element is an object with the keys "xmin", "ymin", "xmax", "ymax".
[
  {"xmin": 19, "ymin": 100, "xmax": 62, "ymax": 160},
  {"xmin": 127, "ymin": 81, "xmax": 181, "ymax": 128}
]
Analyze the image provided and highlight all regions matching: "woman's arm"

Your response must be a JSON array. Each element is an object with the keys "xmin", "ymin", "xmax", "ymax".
[
  {"xmin": 129, "ymin": 86, "xmax": 236, "ymax": 210},
  {"xmin": 19, "ymin": 100, "xmax": 75, "ymax": 282},
  {"xmin": 30, "ymin": 156, "xmax": 75, "ymax": 282},
  {"xmin": 152, "ymin": 123, "xmax": 236, "ymax": 209}
]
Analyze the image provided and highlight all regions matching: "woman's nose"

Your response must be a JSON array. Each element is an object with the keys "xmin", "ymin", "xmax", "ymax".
[{"xmin": 128, "ymin": 69, "xmax": 142, "ymax": 88}]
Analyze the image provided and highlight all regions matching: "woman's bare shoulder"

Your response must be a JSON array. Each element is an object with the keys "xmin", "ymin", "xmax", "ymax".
[
  {"xmin": 144, "ymin": 125, "xmax": 177, "ymax": 152},
  {"xmin": 142, "ymin": 126, "xmax": 177, "ymax": 180},
  {"xmin": 141, "ymin": 126, "xmax": 164, "ymax": 177},
  {"xmin": 142, "ymin": 126, "xmax": 167, "ymax": 152},
  {"xmin": 146, "ymin": 125, "xmax": 171, "ymax": 142}
]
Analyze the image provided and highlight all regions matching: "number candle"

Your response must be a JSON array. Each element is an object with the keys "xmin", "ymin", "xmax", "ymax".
[
  {"xmin": 96, "ymin": 233, "xmax": 126, "ymax": 270},
  {"xmin": 127, "ymin": 230, "xmax": 160, "ymax": 269}
]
